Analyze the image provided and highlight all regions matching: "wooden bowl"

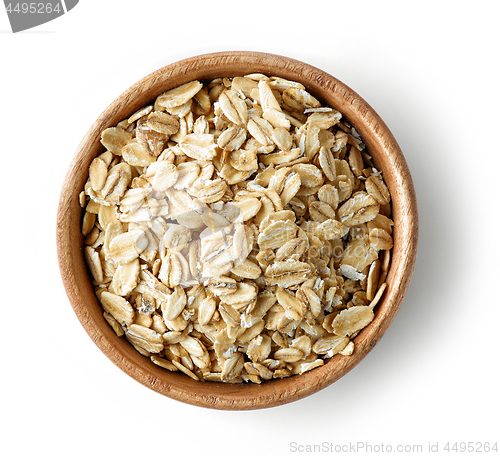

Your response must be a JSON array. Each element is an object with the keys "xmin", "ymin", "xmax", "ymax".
[{"xmin": 57, "ymin": 51, "xmax": 418, "ymax": 410}]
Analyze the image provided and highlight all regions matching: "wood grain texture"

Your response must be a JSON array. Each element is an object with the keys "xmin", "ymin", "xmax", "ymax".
[{"xmin": 56, "ymin": 51, "xmax": 418, "ymax": 410}]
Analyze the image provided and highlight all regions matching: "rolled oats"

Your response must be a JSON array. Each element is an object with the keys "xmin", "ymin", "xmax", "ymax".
[
  {"xmin": 162, "ymin": 286, "xmax": 187, "ymax": 321},
  {"xmin": 107, "ymin": 229, "xmax": 148, "ymax": 265},
  {"xmin": 81, "ymin": 211, "xmax": 96, "ymax": 237},
  {"xmin": 218, "ymin": 89, "xmax": 248, "ymax": 126},
  {"xmin": 219, "ymin": 126, "xmax": 247, "ymax": 152},
  {"xmin": 89, "ymin": 157, "xmax": 108, "ymax": 191},
  {"xmin": 155, "ymin": 81, "xmax": 203, "ymax": 110},
  {"xmin": 145, "ymin": 111, "xmax": 180, "ymax": 136},
  {"xmin": 99, "ymin": 291, "xmax": 134, "ymax": 327},
  {"xmin": 369, "ymin": 227, "xmax": 394, "ymax": 251},
  {"xmin": 292, "ymin": 163, "xmax": 324, "ymax": 188},
  {"xmin": 318, "ymin": 147, "xmax": 336, "ymax": 182},
  {"xmin": 365, "ymin": 175, "xmax": 391, "ymax": 205},
  {"xmin": 309, "ymin": 201, "xmax": 337, "ymax": 222},
  {"xmin": 332, "ymin": 306, "xmax": 375, "ymax": 337},
  {"xmin": 82, "ymin": 74, "xmax": 394, "ymax": 383},
  {"xmin": 265, "ymin": 260, "xmax": 313, "ymax": 288},
  {"xmin": 125, "ymin": 324, "xmax": 164, "ymax": 354},
  {"xmin": 100, "ymin": 127, "xmax": 132, "ymax": 155},
  {"xmin": 111, "ymin": 258, "xmax": 140, "ymax": 296},
  {"xmin": 337, "ymin": 192, "xmax": 380, "ymax": 227},
  {"xmin": 282, "ymin": 87, "xmax": 321, "ymax": 111},
  {"xmin": 312, "ymin": 335, "xmax": 349, "ymax": 356}
]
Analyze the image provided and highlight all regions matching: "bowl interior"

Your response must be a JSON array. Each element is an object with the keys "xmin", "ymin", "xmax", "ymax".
[{"xmin": 57, "ymin": 51, "xmax": 418, "ymax": 410}]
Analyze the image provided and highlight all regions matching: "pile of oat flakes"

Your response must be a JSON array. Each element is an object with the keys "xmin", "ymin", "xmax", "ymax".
[{"xmin": 80, "ymin": 74, "xmax": 394, "ymax": 383}]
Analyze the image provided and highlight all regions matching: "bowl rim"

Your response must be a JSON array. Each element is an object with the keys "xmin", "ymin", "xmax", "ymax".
[{"xmin": 56, "ymin": 50, "xmax": 418, "ymax": 410}]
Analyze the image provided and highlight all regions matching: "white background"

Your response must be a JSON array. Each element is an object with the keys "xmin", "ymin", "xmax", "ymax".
[{"xmin": 1, "ymin": 1, "xmax": 499, "ymax": 455}]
